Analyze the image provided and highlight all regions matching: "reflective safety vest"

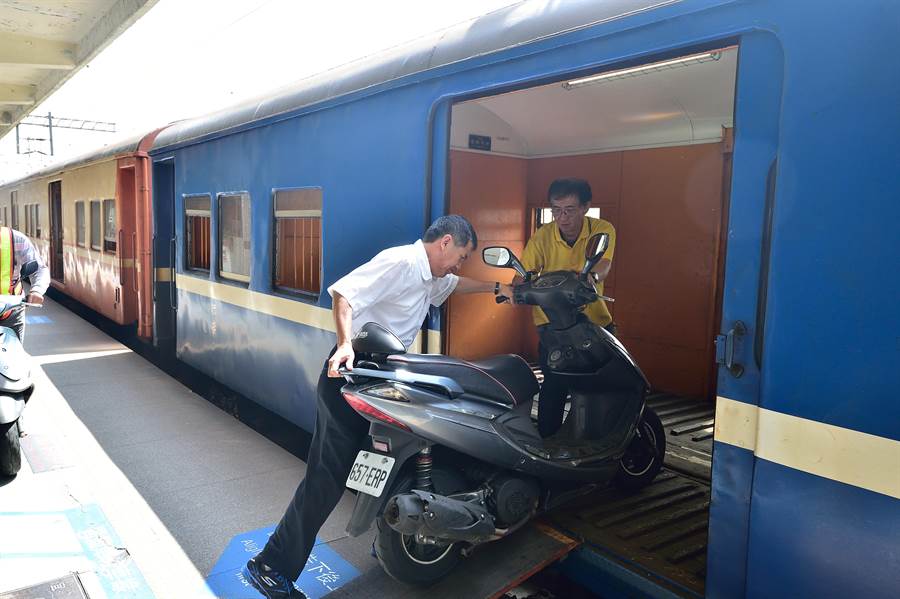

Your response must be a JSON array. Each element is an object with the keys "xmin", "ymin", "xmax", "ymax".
[{"xmin": 0, "ymin": 226, "xmax": 23, "ymax": 320}]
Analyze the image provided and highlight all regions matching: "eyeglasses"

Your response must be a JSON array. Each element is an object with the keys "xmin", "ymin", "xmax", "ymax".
[{"xmin": 550, "ymin": 205, "xmax": 585, "ymax": 218}]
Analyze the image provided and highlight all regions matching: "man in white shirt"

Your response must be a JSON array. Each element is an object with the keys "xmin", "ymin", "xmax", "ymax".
[{"xmin": 246, "ymin": 215, "xmax": 512, "ymax": 599}]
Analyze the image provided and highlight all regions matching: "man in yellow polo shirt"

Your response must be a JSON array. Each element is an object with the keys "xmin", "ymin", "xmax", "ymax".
[{"xmin": 519, "ymin": 178, "xmax": 616, "ymax": 437}]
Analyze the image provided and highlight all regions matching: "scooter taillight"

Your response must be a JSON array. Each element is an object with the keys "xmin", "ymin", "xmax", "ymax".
[{"xmin": 343, "ymin": 392, "xmax": 411, "ymax": 432}]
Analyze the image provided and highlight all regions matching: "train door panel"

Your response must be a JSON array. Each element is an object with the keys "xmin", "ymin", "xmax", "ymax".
[
  {"xmin": 48, "ymin": 180, "xmax": 64, "ymax": 283},
  {"xmin": 705, "ymin": 32, "xmax": 784, "ymax": 599},
  {"xmin": 116, "ymin": 165, "xmax": 137, "ymax": 325},
  {"xmin": 152, "ymin": 158, "xmax": 176, "ymax": 357}
]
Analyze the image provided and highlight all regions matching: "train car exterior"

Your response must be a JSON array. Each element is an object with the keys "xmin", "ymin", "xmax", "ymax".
[
  {"xmin": 0, "ymin": 129, "xmax": 163, "ymax": 339},
  {"xmin": 139, "ymin": 0, "xmax": 896, "ymax": 597}
]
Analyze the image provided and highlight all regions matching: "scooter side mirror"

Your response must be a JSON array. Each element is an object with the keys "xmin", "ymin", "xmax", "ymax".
[
  {"xmin": 482, "ymin": 246, "xmax": 528, "ymax": 278},
  {"xmin": 580, "ymin": 233, "xmax": 609, "ymax": 276}
]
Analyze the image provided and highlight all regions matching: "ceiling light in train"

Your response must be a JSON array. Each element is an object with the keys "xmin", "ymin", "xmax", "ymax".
[{"xmin": 563, "ymin": 50, "xmax": 725, "ymax": 89}]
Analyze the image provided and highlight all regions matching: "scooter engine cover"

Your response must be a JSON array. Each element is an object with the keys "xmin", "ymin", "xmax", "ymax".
[{"xmin": 490, "ymin": 475, "xmax": 540, "ymax": 526}]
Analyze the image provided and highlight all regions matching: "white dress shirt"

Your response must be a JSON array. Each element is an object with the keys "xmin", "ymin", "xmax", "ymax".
[{"xmin": 327, "ymin": 240, "xmax": 458, "ymax": 348}]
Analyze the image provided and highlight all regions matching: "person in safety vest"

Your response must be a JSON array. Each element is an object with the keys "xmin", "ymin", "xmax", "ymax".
[{"xmin": 0, "ymin": 226, "xmax": 50, "ymax": 342}]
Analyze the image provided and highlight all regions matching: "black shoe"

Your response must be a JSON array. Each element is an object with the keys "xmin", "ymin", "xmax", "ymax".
[{"xmin": 244, "ymin": 557, "xmax": 307, "ymax": 598}]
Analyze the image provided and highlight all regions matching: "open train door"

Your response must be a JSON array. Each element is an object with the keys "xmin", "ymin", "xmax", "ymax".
[
  {"xmin": 152, "ymin": 158, "xmax": 176, "ymax": 358},
  {"xmin": 48, "ymin": 180, "xmax": 64, "ymax": 283}
]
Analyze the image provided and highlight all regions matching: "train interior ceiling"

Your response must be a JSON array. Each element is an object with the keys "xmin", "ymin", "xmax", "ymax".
[{"xmin": 447, "ymin": 46, "xmax": 737, "ymax": 406}]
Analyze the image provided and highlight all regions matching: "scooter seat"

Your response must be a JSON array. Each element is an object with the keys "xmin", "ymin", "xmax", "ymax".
[{"xmin": 386, "ymin": 353, "xmax": 538, "ymax": 407}]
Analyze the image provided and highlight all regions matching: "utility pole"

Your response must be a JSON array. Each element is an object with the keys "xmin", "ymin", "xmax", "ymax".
[{"xmin": 15, "ymin": 113, "xmax": 116, "ymax": 156}]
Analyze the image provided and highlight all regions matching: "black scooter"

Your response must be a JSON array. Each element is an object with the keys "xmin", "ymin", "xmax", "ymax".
[{"xmin": 339, "ymin": 234, "xmax": 665, "ymax": 585}]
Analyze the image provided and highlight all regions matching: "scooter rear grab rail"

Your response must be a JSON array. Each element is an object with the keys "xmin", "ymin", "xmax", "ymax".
[{"xmin": 339, "ymin": 366, "xmax": 465, "ymax": 398}]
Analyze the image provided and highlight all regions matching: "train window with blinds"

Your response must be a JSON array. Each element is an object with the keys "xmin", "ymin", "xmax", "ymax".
[
  {"xmin": 10, "ymin": 191, "xmax": 17, "ymax": 229},
  {"xmin": 273, "ymin": 188, "xmax": 322, "ymax": 295},
  {"xmin": 24, "ymin": 204, "xmax": 31, "ymax": 236},
  {"xmin": 76, "ymin": 202, "xmax": 86, "ymax": 247},
  {"xmin": 34, "ymin": 204, "xmax": 40, "ymax": 238},
  {"xmin": 185, "ymin": 195, "xmax": 211, "ymax": 272},
  {"xmin": 103, "ymin": 199, "xmax": 116, "ymax": 253},
  {"xmin": 218, "ymin": 193, "xmax": 250, "ymax": 283},
  {"xmin": 90, "ymin": 200, "xmax": 101, "ymax": 251},
  {"xmin": 1, "ymin": 207, "xmax": 6, "ymax": 226}
]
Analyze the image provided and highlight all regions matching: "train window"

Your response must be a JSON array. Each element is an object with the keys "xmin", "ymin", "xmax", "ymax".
[
  {"xmin": 103, "ymin": 199, "xmax": 116, "ymax": 253},
  {"xmin": 34, "ymin": 204, "xmax": 40, "ymax": 238},
  {"xmin": 24, "ymin": 204, "xmax": 31, "ymax": 236},
  {"xmin": 1, "ymin": 207, "xmax": 6, "ymax": 226},
  {"xmin": 218, "ymin": 193, "xmax": 250, "ymax": 283},
  {"xmin": 10, "ymin": 191, "xmax": 16, "ymax": 229},
  {"xmin": 185, "ymin": 195, "xmax": 211, "ymax": 272},
  {"xmin": 273, "ymin": 188, "xmax": 322, "ymax": 295},
  {"xmin": 90, "ymin": 201, "xmax": 102, "ymax": 251},
  {"xmin": 76, "ymin": 202, "xmax": 85, "ymax": 247}
]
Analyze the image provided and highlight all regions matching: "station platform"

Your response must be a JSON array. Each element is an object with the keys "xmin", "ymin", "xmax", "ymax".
[{"xmin": 0, "ymin": 299, "xmax": 584, "ymax": 599}]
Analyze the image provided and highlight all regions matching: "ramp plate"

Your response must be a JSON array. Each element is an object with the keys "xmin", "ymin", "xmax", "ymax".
[{"xmin": 328, "ymin": 521, "xmax": 579, "ymax": 599}]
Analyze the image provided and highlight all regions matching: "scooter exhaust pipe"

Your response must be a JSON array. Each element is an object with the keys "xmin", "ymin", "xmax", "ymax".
[{"xmin": 384, "ymin": 490, "xmax": 496, "ymax": 543}]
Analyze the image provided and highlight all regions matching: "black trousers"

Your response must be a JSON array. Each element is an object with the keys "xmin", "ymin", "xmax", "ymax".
[
  {"xmin": 537, "ymin": 341, "xmax": 568, "ymax": 438},
  {"xmin": 258, "ymin": 352, "xmax": 369, "ymax": 581}
]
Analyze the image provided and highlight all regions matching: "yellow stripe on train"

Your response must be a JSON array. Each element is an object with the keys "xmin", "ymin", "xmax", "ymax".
[{"xmin": 715, "ymin": 396, "xmax": 900, "ymax": 499}]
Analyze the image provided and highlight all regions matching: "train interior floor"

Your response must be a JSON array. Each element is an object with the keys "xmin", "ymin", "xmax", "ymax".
[{"xmin": 526, "ymin": 370, "xmax": 713, "ymax": 598}]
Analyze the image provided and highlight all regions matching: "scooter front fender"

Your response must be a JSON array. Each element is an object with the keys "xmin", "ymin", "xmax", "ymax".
[
  {"xmin": 346, "ymin": 424, "xmax": 426, "ymax": 537},
  {"xmin": 0, "ymin": 394, "xmax": 26, "ymax": 425}
]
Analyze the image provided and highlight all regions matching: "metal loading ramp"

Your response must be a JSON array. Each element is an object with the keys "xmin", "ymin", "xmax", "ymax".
[
  {"xmin": 547, "ymin": 469, "xmax": 710, "ymax": 598},
  {"xmin": 327, "ymin": 521, "xmax": 580, "ymax": 599}
]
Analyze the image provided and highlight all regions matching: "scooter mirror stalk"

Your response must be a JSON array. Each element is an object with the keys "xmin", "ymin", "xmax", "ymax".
[
  {"xmin": 482, "ymin": 246, "xmax": 528, "ymax": 279},
  {"xmin": 580, "ymin": 233, "xmax": 610, "ymax": 277}
]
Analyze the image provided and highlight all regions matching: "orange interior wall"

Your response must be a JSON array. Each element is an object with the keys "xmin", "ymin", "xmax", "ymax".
[
  {"xmin": 447, "ymin": 142, "xmax": 726, "ymax": 400},
  {"xmin": 614, "ymin": 144, "xmax": 725, "ymax": 400},
  {"xmin": 445, "ymin": 151, "xmax": 534, "ymax": 360}
]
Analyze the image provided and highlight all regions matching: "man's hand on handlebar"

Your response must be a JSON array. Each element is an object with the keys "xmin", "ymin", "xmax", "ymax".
[
  {"xmin": 495, "ymin": 282, "xmax": 515, "ymax": 304},
  {"xmin": 328, "ymin": 343, "xmax": 354, "ymax": 378}
]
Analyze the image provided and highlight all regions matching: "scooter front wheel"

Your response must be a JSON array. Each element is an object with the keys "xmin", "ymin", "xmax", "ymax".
[
  {"xmin": 0, "ymin": 421, "xmax": 22, "ymax": 476},
  {"xmin": 614, "ymin": 408, "xmax": 665, "ymax": 490}
]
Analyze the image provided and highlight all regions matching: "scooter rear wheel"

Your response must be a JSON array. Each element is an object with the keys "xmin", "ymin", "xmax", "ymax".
[
  {"xmin": 375, "ymin": 471, "xmax": 464, "ymax": 586},
  {"xmin": 0, "ymin": 421, "xmax": 21, "ymax": 476},
  {"xmin": 614, "ymin": 408, "xmax": 665, "ymax": 490}
]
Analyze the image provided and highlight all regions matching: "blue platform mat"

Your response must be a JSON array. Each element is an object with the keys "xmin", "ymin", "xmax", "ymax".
[{"xmin": 206, "ymin": 525, "xmax": 359, "ymax": 599}]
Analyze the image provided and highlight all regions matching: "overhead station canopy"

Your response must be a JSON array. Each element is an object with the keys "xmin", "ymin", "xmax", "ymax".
[{"xmin": 0, "ymin": 0, "xmax": 159, "ymax": 141}]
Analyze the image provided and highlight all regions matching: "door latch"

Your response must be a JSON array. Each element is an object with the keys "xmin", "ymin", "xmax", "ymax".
[{"xmin": 715, "ymin": 321, "xmax": 747, "ymax": 378}]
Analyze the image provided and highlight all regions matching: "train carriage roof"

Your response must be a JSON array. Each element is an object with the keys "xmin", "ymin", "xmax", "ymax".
[
  {"xmin": 0, "ymin": 130, "xmax": 157, "ymax": 188},
  {"xmin": 152, "ymin": 0, "xmax": 680, "ymax": 151}
]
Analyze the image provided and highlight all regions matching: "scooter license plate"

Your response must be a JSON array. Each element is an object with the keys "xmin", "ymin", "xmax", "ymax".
[{"xmin": 346, "ymin": 451, "xmax": 395, "ymax": 497}]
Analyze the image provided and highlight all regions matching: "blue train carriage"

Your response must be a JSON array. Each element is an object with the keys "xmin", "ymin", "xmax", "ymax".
[{"xmin": 147, "ymin": 1, "xmax": 900, "ymax": 597}]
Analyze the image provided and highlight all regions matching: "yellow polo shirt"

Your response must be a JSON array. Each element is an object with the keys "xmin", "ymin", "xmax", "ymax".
[{"xmin": 520, "ymin": 216, "xmax": 616, "ymax": 327}]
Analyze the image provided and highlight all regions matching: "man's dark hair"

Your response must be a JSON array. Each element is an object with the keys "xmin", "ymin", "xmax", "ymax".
[
  {"xmin": 423, "ymin": 214, "xmax": 477, "ymax": 249},
  {"xmin": 548, "ymin": 178, "xmax": 592, "ymax": 205}
]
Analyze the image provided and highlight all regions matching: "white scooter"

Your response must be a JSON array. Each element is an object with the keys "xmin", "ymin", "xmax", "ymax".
[{"xmin": 0, "ymin": 261, "xmax": 41, "ymax": 476}]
